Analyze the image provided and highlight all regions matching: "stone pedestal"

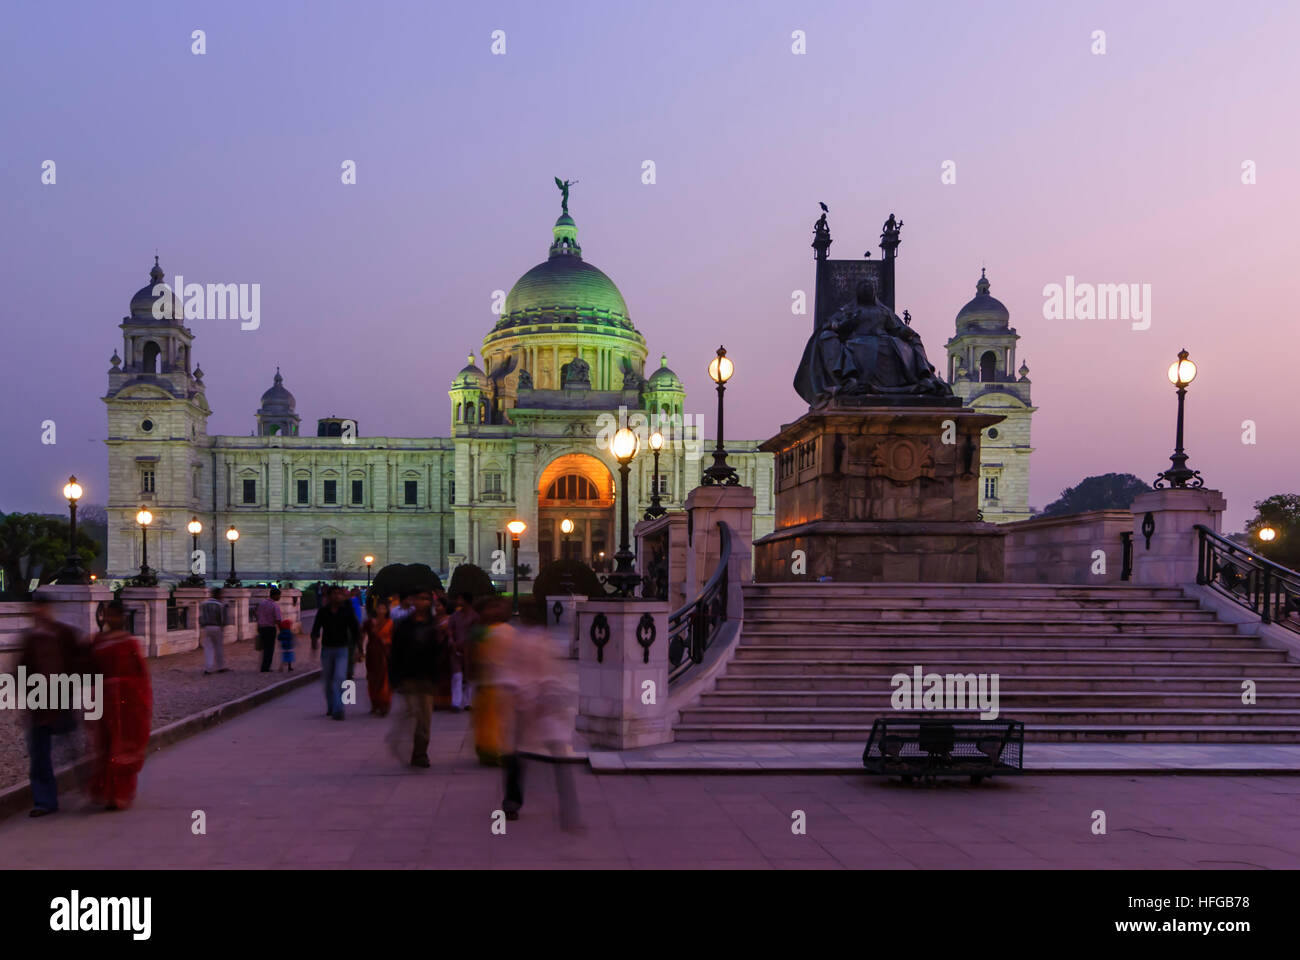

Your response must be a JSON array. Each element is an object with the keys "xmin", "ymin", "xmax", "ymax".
[
  {"xmin": 33, "ymin": 582, "xmax": 115, "ymax": 637},
  {"xmin": 120, "ymin": 586, "xmax": 170, "ymax": 658},
  {"xmin": 1130, "ymin": 488, "xmax": 1227, "ymax": 586},
  {"xmin": 684, "ymin": 486, "xmax": 754, "ymax": 613},
  {"xmin": 753, "ymin": 406, "xmax": 1005, "ymax": 582},
  {"xmin": 635, "ymin": 512, "xmax": 688, "ymax": 609},
  {"xmin": 280, "ymin": 588, "xmax": 303, "ymax": 631},
  {"xmin": 575, "ymin": 599, "xmax": 672, "ymax": 749},
  {"xmin": 221, "ymin": 587, "xmax": 254, "ymax": 645}
]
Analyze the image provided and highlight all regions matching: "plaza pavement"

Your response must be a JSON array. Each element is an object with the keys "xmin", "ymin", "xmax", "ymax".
[{"xmin": 2, "ymin": 678, "xmax": 1299, "ymax": 869}]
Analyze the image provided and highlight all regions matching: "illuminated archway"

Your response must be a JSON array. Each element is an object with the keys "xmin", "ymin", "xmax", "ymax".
[{"xmin": 536, "ymin": 452, "xmax": 615, "ymax": 569}]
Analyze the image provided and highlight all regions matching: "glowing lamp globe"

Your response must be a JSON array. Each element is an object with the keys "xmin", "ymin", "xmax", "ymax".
[
  {"xmin": 136, "ymin": 508, "xmax": 153, "ymax": 526},
  {"xmin": 226, "ymin": 526, "xmax": 239, "ymax": 543},
  {"xmin": 611, "ymin": 427, "xmax": 639, "ymax": 463},
  {"xmin": 1167, "ymin": 350, "xmax": 1197, "ymax": 387},
  {"xmin": 187, "ymin": 518, "xmax": 203, "ymax": 536}
]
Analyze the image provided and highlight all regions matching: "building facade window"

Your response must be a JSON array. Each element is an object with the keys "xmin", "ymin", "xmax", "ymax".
[
  {"xmin": 296, "ymin": 479, "xmax": 309, "ymax": 505},
  {"xmin": 322, "ymin": 538, "xmax": 337, "ymax": 564},
  {"xmin": 448, "ymin": 479, "xmax": 455, "ymax": 504},
  {"xmin": 545, "ymin": 474, "xmax": 597, "ymax": 501},
  {"xmin": 483, "ymin": 472, "xmax": 503, "ymax": 494},
  {"xmin": 404, "ymin": 480, "xmax": 418, "ymax": 505},
  {"xmin": 141, "ymin": 468, "xmax": 155, "ymax": 494},
  {"xmin": 242, "ymin": 478, "xmax": 256, "ymax": 504},
  {"xmin": 448, "ymin": 538, "xmax": 455, "ymax": 554},
  {"xmin": 351, "ymin": 479, "xmax": 364, "ymax": 505},
  {"xmin": 984, "ymin": 476, "xmax": 998, "ymax": 501},
  {"xmin": 323, "ymin": 480, "xmax": 337, "ymax": 504}
]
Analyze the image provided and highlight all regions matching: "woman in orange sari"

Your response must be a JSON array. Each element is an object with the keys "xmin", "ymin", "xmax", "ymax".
[
  {"xmin": 87, "ymin": 601, "xmax": 153, "ymax": 811},
  {"xmin": 362, "ymin": 598, "xmax": 393, "ymax": 716}
]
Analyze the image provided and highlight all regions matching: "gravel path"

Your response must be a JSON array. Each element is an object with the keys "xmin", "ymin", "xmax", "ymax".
[{"xmin": 1, "ymin": 621, "xmax": 318, "ymax": 794}]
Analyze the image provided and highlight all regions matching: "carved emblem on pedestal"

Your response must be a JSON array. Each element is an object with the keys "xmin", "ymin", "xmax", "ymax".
[{"xmin": 866, "ymin": 437, "xmax": 935, "ymax": 484}]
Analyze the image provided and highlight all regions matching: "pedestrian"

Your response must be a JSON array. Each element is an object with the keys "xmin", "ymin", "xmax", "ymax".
[
  {"xmin": 310, "ymin": 586, "xmax": 360, "ymax": 720},
  {"xmin": 362, "ymin": 598, "xmax": 393, "ymax": 716},
  {"xmin": 198, "ymin": 587, "xmax": 229, "ymax": 674},
  {"xmin": 495, "ymin": 609, "xmax": 583, "ymax": 831},
  {"xmin": 86, "ymin": 600, "xmax": 152, "ymax": 811},
  {"xmin": 255, "ymin": 587, "xmax": 283, "ymax": 673},
  {"xmin": 470, "ymin": 598, "xmax": 512, "ymax": 765},
  {"xmin": 448, "ymin": 592, "xmax": 479, "ymax": 712},
  {"xmin": 18, "ymin": 594, "xmax": 84, "ymax": 817},
  {"xmin": 389, "ymin": 592, "xmax": 411, "ymax": 622},
  {"xmin": 387, "ymin": 590, "xmax": 446, "ymax": 767},
  {"xmin": 278, "ymin": 618, "xmax": 296, "ymax": 671},
  {"xmin": 347, "ymin": 588, "xmax": 366, "ymax": 680}
]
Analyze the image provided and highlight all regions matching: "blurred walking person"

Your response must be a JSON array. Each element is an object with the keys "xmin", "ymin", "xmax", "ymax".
[
  {"xmin": 448, "ymin": 592, "xmax": 479, "ymax": 712},
  {"xmin": 387, "ymin": 590, "xmax": 446, "ymax": 767},
  {"xmin": 19, "ymin": 594, "xmax": 84, "ymax": 817},
  {"xmin": 490, "ymin": 602, "xmax": 583, "ymax": 831},
  {"xmin": 198, "ymin": 588, "xmax": 229, "ymax": 674},
  {"xmin": 362, "ymin": 597, "xmax": 393, "ymax": 716},
  {"xmin": 311, "ymin": 586, "xmax": 360, "ymax": 721},
  {"xmin": 87, "ymin": 601, "xmax": 152, "ymax": 811}
]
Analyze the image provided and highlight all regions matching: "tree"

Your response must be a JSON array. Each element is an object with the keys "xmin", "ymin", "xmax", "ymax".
[
  {"xmin": 0, "ymin": 512, "xmax": 99, "ymax": 598},
  {"xmin": 1246, "ymin": 493, "xmax": 1300, "ymax": 570},
  {"xmin": 448, "ymin": 563, "xmax": 496, "ymax": 601},
  {"xmin": 1040, "ymin": 473, "xmax": 1150, "ymax": 518}
]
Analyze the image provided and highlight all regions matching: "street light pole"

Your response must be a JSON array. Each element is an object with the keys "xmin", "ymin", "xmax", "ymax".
[
  {"xmin": 185, "ymin": 517, "xmax": 205, "ymax": 587},
  {"xmin": 506, "ymin": 521, "xmax": 526, "ymax": 616},
  {"xmin": 56, "ymin": 476, "xmax": 89, "ymax": 584},
  {"xmin": 225, "ymin": 526, "xmax": 241, "ymax": 587},
  {"xmin": 702, "ymin": 345, "xmax": 739, "ymax": 486},
  {"xmin": 1154, "ymin": 348, "xmax": 1204, "ymax": 489},
  {"xmin": 607, "ymin": 427, "xmax": 642, "ymax": 597},
  {"xmin": 644, "ymin": 431, "xmax": 667, "ymax": 520},
  {"xmin": 134, "ymin": 507, "xmax": 157, "ymax": 586}
]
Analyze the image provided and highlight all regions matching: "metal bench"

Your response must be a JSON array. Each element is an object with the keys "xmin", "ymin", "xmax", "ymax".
[{"xmin": 862, "ymin": 717, "xmax": 1024, "ymax": 784}]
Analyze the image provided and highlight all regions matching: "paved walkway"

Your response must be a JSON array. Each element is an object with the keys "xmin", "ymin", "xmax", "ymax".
[
  {"xmin": 2, "ymin": 679, "xmax": 1300, "ymax": 868},
  {"xmin": 590, "ymin": 741, "xmax": 1300, "ymax": 773}
]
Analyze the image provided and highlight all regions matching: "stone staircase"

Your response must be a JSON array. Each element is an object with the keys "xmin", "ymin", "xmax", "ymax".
[{"xmin": 674, "ymin": 583, "xmax": 1300, "ymax": 744}]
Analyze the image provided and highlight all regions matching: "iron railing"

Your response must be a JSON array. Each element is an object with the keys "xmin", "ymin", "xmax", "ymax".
[
  {"xmin": 667, "ymin": 521, "xmax": 731, "ymax": 684},
  {"xmin": 1196, "ymin": 524, "xmax": 1300, "ymax": 634}
]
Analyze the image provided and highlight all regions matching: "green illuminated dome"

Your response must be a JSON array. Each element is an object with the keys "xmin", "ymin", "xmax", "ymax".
[{"xmin": 497, "ymin": 213, "xmax": 633, "ymax": 331}]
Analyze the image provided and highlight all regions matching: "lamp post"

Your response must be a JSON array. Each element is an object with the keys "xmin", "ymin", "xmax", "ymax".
[
  {"xmin": 224, "ymin": 525, "xmax": 241, "ymax": 587},
  {"xmin": 702, "ymin": 345, "xmax": 739, "ymax": 486},
  {"xmin": 364, "ymin": 555, "xmax": 374, "ymax": 593},
  {"xmin": 56, "ymin": 475, "xmax": 90, "ymax": 584},
  {"xmin": 607, "ymin": 426, "xmax": 642, "ymax": 597},
  {"xmin": 559, "ymin": 517, "xmax": 575, "ymax": 593},
  {"xmin": 134, "ymin": 507, "xmax": 157, "ymax": 586},
  {"xmin": 1154, "ymin": 348, "xmax": 1204, "ymax": 489},
  {"xmin": 184, "ymin": 517, "xmax": 205, "ymax": 586},
  {"xmin": 506, "ymin": 520, "xmax": 526, "ymax": 616},
  {"xmin": 644, "ymin": 430, "xmax": 667, "ymax": 519}
]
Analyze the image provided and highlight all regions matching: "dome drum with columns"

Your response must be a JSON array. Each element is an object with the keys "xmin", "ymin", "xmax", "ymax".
[{"xmin": 102, "ymin": 187, "xmax": 776, "ymax": 585}]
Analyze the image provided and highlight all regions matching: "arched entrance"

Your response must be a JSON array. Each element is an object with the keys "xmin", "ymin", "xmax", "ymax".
[{"xmin": 536, "ymin": 453, "xmax": 616, "ymax": 572}]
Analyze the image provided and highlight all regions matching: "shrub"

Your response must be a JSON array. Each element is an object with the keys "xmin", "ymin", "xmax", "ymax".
[{"xmin": 448, "ymin": 562, "xmax": 496, "ymax": 602}]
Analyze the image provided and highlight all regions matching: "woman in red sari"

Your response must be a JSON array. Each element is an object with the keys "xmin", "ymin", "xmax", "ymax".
[
  {"xmin": 87, "ymin": 601, "xmax": 153, "ymax": 811},
  {"xmin": 362, "ymin": 598, "xmax": 393, "ymax": 716}
]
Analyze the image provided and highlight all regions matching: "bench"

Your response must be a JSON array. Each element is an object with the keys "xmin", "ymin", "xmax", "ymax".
[{"xmin": 862, "ymin": 717, "xmax": 1024, "ymax": 784}]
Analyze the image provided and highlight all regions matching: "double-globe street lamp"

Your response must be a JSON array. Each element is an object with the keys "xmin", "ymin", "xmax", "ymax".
[
  {"xmin": 1154, "ymin": 348, "xmax": 1204, "ymax": 489},
  {"xmin": 505, "ymin": 520, "xmax": 526, "ymax": 616},
  {"xmin": 55, "ymin": 476, "xmax": 90, "ymax": 585},
  {"xmin": 607, "ymin": 426, "xmax": 642, "ymax": 597},
  {"xmin": 224, "ymin": 525, "xmax": 241, "ymax": 587}
]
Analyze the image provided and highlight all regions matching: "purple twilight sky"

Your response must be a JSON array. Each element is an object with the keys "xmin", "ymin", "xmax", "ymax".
[{"xmin": 2, "ymin": 0, "xmax": 1297, "ymax": 532}]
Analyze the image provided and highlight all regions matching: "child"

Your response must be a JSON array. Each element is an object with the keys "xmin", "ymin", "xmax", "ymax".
[{"xmin": 278, "ymin": 618, "xmax": 296, "ymax": 671}]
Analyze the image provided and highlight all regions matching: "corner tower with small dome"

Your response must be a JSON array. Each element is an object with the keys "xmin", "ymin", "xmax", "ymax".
[{"xmin": 945, "ymin": 269, "xmax": 1036, "ymax": 522}]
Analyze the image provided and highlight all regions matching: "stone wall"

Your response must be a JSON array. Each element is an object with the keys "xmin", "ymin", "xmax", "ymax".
[{"xmin": 1002, "ymin": 510, "xmax": 1132, "ymax": 584}]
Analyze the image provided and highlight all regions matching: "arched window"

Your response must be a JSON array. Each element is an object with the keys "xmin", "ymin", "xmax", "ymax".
[
  {"xmin": 142, "ymin": 341, "xmax": 161, "ymax": 374},
  {"xmin": 545, "ymin": 474, "xmax": 598, "ymax": 501},
  {"xmin": 455, "ymin": 402, "xmax": 462, "ymax": 423},
  {"xmin": 979, "ymin": 350, "xmax": 997, "ymax": 382}
]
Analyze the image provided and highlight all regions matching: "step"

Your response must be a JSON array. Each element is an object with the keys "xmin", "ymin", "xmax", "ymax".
[
  {"xmin": 744, "ymin": 584, "xmax": 1187, "ymax": 597},
  {"xmin": 742, "ymin": 620, "xmax": 1240, "ymax": 635},
  {"xmin": 732, "ymin": 646, "xmax": 1289, "ymax": 662},
  {"xmin": 673, "ymin": 723, "xmax": 1300, "ymax": 744},
  {"xmin": 743, "ymin": 600, "xmax": 1207, "ymax": 615},
  {"xmin": 726, "ymin": 659, "xmax": 1300, "ymax": 677},
  {"xmin": 739, "ymin": 632, "xmax": 1253, "ymax": 647},
  {"xmin": 715, "ymin": 674, "xmax": 1300, "ymax": 692},
  {"xmin": 697, "ymin": 690, "xmax": 1300, "ymax": 709},
  {"xmin": 678, "ymin": 706, "xmax": 1300, "ymax": 726}
]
